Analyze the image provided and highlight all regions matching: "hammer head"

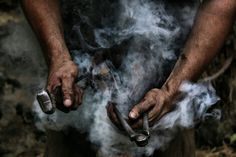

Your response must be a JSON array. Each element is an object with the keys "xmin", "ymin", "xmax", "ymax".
[
  {"xmin": 37, "ymin": 87, "xmax": 71, "ymax": 114},
  {"xmin": 36, "ymin": 90, "xmax": 55, "ymax": 114}
]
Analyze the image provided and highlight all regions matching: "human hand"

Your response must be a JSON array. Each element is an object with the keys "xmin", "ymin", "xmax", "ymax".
[
  {"xmin": 47, "ymin": 59, "xmax": 83, "ymax": 112},
  {"xmin": 107, "ymin": 88, "xmax": 177, "ymax": 129}
]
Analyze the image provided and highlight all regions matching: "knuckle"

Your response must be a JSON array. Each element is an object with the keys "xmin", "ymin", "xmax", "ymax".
[
  {"xmin": 151, "ymin": 88, "xmax": 160, "ymax": 93},
  {"xmin": 148, "ymin": 89, "xmax": 158, "ymax": 95},
  {"xmin": 70, "ymin": 63, "xmax": 78, "ymax": 72},
  {"xmin": 47, "ymin": 78, "xmax": 60, "ymax": 90},
  {"xmin": 63, "ymin": 93, "xmax": 72, "ymax": 98},
  {"xmin": 139, "ymin": 102, "xmax": 148, "ymax": 110},
  {"xmin": 62, "ymin": 73, "xmax": 70, "ymax": 79},
  {"xmin": 62, "ymin": 72, "xmax": 77, "ymax": 80},
  {"xmin": 146, "ymin": 91, "xmax": 156, "ymax": 98},
  {"xmin": 72, "ymin": 69, "xmax": 78, "ymax": 76},
  {"xmin": 71, "ymin": 72, "xmax": 77, "ymax": 78},
  {"xmin": 64, "ymin": 90, "xmax": 73, "ymax": 95},
  {"xmin": 144, "ymin": 96, "xmax": 154, "ymax": 104},
  {"xmin": 62, "ymin": 86, "xmax": 73, "ymax": 93},
  {"xmin": 55, "ymin": 72, "xmax": 61, "ymax": 78}
]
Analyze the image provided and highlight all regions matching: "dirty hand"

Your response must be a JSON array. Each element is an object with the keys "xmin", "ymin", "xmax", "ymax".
[
  {"xmin": 107, "ymin": 88, "xmax": 177, "ymax": 129},
  {"xmin": 47, "ymin": 59, "xmax": 83, "ymax": 111}
]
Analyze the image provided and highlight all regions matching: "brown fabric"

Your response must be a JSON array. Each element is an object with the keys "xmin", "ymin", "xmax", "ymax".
[
  {"xmin": 45, "ymin": 129, "xmax": 97, "ymax": 157},
  {"xmin": 153, "ymin": 129, "xmax": 195, "ymax": 157},
  {"xmin": 44, "ymin": 129, "xmax": 195, "ymax": 157}
]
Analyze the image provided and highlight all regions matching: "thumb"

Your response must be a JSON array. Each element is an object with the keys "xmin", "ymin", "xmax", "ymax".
[
  {"xmin": 61, "ymin": 76, "xmax": 74, "ymax": 107},
  {"xmin": 129, "ymin": 100, "xmax": 153, "ymax": 120}
]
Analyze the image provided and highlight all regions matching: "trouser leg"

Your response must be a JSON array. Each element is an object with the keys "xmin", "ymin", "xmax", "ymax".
[
  {"xmin": 153, "ymin": 129, "xmax": 195, "ymax": 157},
  {"xmin": 44, "ymin": 130, "xmax": 70, "ymax": 157},
  {"xmin": 44, "ymin": 128, "xmax": 96, "ymax": 157},
  {"xmin": 44, "ymin": 129, "xmax": 195, "ymax": 157}
]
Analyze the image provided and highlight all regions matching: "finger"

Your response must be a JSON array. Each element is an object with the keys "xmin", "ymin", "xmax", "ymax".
[
  {"xmin": 46, "ymin": 77, "xmax": 61, "ymax": 92},
  {"xmin": 61, "ymin": 75, "xmax": 75, "ymax": 107},
  {"xmin": 129, "ymin": 100, "xmax": 154, "ymax": 120},
  {"xmin": 148, "ymin": 104, "xmax": 175, "ymax": 126},
  {"xmin": 146, "ymin": 105, "xmax": 163, "ymax": 127},
  {"xmin": 129, "ymin": 110, "xmax": 162, "ymax": 129},
  {"xmin": 148, "ymin": 104, "xmax": 163, "ymax": 122},
  {"xmin": 107, "ymin": 103, "xmax": 145, "ymax": 130},
  {"xmin": 72, "ymin": 85, "xmax": 83, "ymax": 110},
  {"xmin": 129, "ymin": 117, "xmax": 143, "ymax": 129}
]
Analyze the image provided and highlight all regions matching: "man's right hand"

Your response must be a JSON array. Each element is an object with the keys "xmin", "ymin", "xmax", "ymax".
[
  {"xmin": 47, "ymin": 60, "xmax": 83, "ymax": 110},
  {"xmin": 21, "ymin": 0, "xmax": 84, "ymax": 111}
]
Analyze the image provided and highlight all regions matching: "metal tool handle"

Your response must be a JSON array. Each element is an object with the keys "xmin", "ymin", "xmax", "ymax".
[
  {"xmin": 113, "ymin": 105, "xmax": 137, "ymax": 139},
  {"xmin": 113, "ymin": 104, "xmax": 150, "ymax": 147},
  {"xmin": 143, "ymin": 113, "xmax": 150, "ymax": 136}
]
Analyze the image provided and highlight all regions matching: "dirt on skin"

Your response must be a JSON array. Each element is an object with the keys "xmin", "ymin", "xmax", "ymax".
[{"xmin": 0, "ymin": 1, "xmax": 236, "ymax": 157}]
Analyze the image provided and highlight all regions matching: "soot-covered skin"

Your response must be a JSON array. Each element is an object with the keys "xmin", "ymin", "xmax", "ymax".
[
  {"xmin": 55, "ymin": 0, "xmax": 200, "ymax": 130},
  {"xmin": 21, "ymin": 0, "xmax": 236, "ymax": 156}
]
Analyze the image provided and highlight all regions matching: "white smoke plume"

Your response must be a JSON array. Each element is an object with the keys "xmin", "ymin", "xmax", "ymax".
[{"xmin": 33, "ymin": 0, "xmax": 220, "ymax": 156}]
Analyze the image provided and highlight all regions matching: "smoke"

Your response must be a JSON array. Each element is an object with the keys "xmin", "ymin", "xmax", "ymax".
[
  {"xmin": 33, "ymin": 0, "xmax": 220, "ymax": 156},
  {"xmin": 0, "ymin": 16, "xmax": 47, "ymax": 94}
]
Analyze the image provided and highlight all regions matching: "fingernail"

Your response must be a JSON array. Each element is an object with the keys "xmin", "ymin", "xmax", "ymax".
[
  {"xmin": 64, "ymin": 99, "xmax": 72, "ymax": 107},
  {"xmin": 129, "ymin": 111, "xmax": 138, "ymax": 119}
]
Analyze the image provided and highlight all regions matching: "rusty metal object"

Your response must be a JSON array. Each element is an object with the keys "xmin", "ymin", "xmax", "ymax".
[{"xmin": 112, "ymin": 104, "xmax": 150, "ymax": 147}]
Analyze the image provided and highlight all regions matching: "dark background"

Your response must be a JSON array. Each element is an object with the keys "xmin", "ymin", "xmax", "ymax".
[{"xmin": 0, "ymin": 0, "xmax": 236, "ymax": 156}]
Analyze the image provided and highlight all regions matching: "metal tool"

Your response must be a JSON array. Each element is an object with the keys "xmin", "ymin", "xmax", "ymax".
[
  {"xmin": 113, "ymin": 104, "xmax": 150, "ymax": 147},
  {"xmin": 36, "ymin": 69, "xmax": 102, "ymax": 114},
  {"xmin": 36, "ymin": 86, "xmax": 70, "ymax": 114},
  {"xmin": 36, "ymin": 89, "xmax": 55, "ymax": 114}
]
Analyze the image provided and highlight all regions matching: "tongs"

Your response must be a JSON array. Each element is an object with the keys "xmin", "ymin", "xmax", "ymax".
[
  {"xmin": 37, "ymin": 90, "xmax": 150, "ymax": 147},
  {"xmin": 111, "ymin": 103, "xmax": 150, "ymax": 147}
]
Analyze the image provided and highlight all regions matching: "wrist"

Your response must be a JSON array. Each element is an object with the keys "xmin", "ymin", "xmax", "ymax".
[
  {"xmin": 47, "ymin": 48, "xmax": 72, "ymax": 69},
  {"xmin": 42, "ymin": 35, "xmax": 72, "ymax": 65},
  {"xmin": 161, "ymin": 78, "xmax": 182, "ymax": 100}
]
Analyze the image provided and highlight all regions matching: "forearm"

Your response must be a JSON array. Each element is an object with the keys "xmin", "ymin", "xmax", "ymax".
[
  {"xmin": 21, "ymin": 0, "xmax": 71, "ymax": 66},
  {"xmin": 162, "ymin": 0, "xmax": 236, "ymax": 96}
]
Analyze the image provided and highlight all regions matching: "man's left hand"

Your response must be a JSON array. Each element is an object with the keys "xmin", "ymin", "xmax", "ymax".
[{"xmin": 107, "ymin": 88, "xmax": 178, "ymax": 129}]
